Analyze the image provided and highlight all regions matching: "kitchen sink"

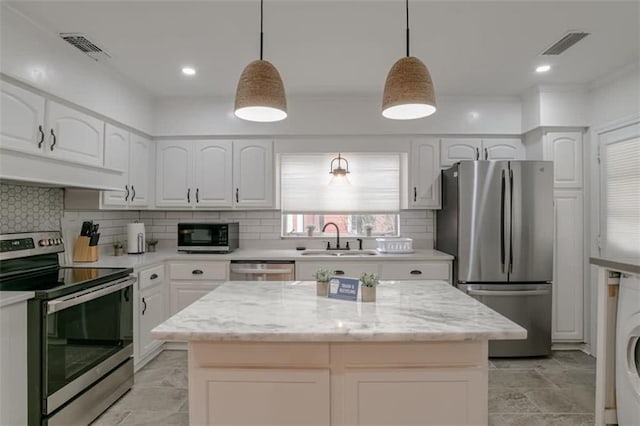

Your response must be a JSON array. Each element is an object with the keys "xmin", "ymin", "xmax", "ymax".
[{"xmin": 300, "ymin": 249, "xmax": 378, "ymax": 256}]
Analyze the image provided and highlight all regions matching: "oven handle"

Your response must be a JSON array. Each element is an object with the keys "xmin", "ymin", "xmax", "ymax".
[
  {"xmin": 467, "ymin": 289, "xmax": 550, "ymax": 297},
  {"xmin": 47, "ymin": 276, "xmax": 136, "ymax": 314}
]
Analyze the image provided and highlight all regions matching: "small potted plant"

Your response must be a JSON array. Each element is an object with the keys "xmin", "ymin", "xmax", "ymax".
[
  {"xmin": 146, "ymin": 238, "xmax": 159, "ymax": 252},
  {"xmin": 113, "ymin": 240, "xmax": 125, "ymax": 256},
  {"xmin": 364, "ymin": 224, "xmax": 374, "ymax": 237},
  {"xmin": 314, "ymin": 268, "xmax": 331, "ymax": 296},
  {"xmin": 306, "ymin": 224, "xmax": 316, "ymax": 237},
  {"xmin": 360, "ymin": 272, "xmax": 379, "ymax": 302}
]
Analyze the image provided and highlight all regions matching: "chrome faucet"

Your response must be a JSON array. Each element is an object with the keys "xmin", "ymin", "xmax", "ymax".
[{"xmin": 322, "ymin": 222, "xmax": 348, "ymax": 250}]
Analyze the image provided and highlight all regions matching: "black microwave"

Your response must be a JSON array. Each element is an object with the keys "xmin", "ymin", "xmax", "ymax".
[{"xmin": 177, "ymin": 223, "xmax": 239, "ymax": 253}]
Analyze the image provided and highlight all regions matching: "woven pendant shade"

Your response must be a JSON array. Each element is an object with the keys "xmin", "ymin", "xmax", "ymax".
[
  {"xmin": 382, "ymin": 56, "xmax": 436, "ymax": 120},
  {"xmin": 234, "ymin": 59, "xmax": 287, "ymax": 122}
]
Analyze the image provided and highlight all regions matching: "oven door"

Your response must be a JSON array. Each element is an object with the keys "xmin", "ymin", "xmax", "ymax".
[{"xmin": 43, "ymin": 276, "xmax": 135, "ymax": 415}]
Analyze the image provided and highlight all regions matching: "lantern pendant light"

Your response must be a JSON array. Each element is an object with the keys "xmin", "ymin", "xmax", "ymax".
[
  {"xmin": 382, "ymin": 0, "xmax": 436, "ymax": 120},
  {"xmin": 234, "ymin": 0, "xmax": 287, "ymax": 122}
]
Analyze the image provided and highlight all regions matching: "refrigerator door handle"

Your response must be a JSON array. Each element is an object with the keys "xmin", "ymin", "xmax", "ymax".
[
  {"xmin": 509, "ymin": 168, "xmax": 514, "ymax": 274},
  {"xmin": 500, "ymin": 170, "xmax": 506, "ymax": 273},
  {"xmin": 467, "ymin": 289, "xmax": 550, "ymax": 297}
]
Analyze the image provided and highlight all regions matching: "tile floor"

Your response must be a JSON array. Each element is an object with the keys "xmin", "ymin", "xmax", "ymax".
[{"xmin": 93, "ymin": 349, "xmax": 596, "ymax": 426}]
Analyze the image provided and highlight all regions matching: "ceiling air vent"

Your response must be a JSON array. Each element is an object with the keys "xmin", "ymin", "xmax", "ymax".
[
  {"xmin": 541, "ymin": 31, "xmax": 590, "ymax": 55},
  {"xmin": 59, "ymin": 33, "xmax": 111, "ymax": 61}
]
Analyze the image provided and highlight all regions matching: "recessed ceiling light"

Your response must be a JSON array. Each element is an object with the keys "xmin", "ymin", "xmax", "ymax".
[
  {"xmin": 536, "ymin": 65, "xmax": 551, "ymax": 73},
  {"xmin": 181, "ymin": 67, "xmax": 196, "ymax": 76}
]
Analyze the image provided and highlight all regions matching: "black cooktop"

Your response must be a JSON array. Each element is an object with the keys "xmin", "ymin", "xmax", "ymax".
[{"xmin": 0, "ymin": 266, "xmax": 133, "ymax": 300}]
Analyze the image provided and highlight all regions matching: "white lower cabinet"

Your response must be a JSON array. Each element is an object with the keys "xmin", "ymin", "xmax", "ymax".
[
  {"xmin": 190, "ymin": 368, "xmax": 330, "ymax": 426},
  {"xmin": 296, "ymin": 260, "xmax": 452, "ymax": 282},
  {"xmin": 168, "ymin": 261, "xmax": 228, "ymax": 315},
  {"xmin": 0, "ymin": 300, "xmax": 28, "ymax": 426},
  {"xmin": 552, "ymin": 190, "xmax": 584, "ymax": 341},
  {"xmin": 135, "ymin": 265, "xmax": 168, "ymax": 369}
]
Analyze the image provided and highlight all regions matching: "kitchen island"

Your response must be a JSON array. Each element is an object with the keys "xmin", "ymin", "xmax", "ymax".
[{"xmin": 152, "ymin": 280, "xmax": 526, "ymax": 426}]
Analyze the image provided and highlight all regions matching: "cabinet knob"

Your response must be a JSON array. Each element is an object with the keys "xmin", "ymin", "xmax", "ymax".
[
  {"xmin": 192, "ymin": 269, "xmax": 204, "ymax": 275},
  {"xmin": 150, "ymin": 273, "xmax": 159, "ymax": 280}
]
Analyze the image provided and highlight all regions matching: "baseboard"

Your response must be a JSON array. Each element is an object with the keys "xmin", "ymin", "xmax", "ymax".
[
  {"xmin": 134, "ymin": 344, "xmax": 165, "ymax": 372},
  {"xmin": 551, "ymin": 341, "xmax": 590, "ymax": 353},
  {"xmin": 164, "ymin": 341, "xmax": 187, "ymax": 351}
]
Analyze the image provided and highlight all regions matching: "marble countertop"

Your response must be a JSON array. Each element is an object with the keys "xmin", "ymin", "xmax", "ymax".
[
  {"xmin": 72, "ymin": 248, "xmax": 453, "ymax": 270},
  {"xmin": 590, "ymin": 256, "xmax": 640, "ymax": 275},
  {"xmin": 152, "ymin": 280, "xmax": 526, "ymax": 343},
  {"xmin": 0, "ymin": 291, "xmax": 34, "ymax": 308}
]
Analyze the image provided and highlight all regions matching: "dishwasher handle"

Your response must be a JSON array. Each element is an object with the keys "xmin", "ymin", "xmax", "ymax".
[
  {"xmin": 230, "ymin": 267, "xmax": 294, "ymax": 275},
  {"xmin": 467, "ymin": 289, "xmax": 550, "ymax": 297}
]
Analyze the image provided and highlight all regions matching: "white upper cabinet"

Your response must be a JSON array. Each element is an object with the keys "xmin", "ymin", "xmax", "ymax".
[
  {"xmin": 156, "ymin": 141, "xmax": 193, "ymax": 207},
  {"xmin": 129, "ymin": 134, "xmax": 152, "ymax": 207},
  {"xmin": 482, "ymin": 138, "xmax": 525, "ymax": 161},
  {"xmin": 440, "ymin": 138, "xmax": 481, "ymax": 166},
  {"xmin": 410, "ymin": 139, "xmax": 441, "ymax": 209},
  {"xmin": 233, "ymin": 140, "xmax": 274, "ymax": 208},
  {"xmin": 440, "ymin": 138, "xmax": 524, "ymax": 166},
  {"xmin": 194, "ymin": 141, "xmax": 233, "ymax": 208},
  {"xmin": 45, "ymin": 101, "xmax": 104, "ymax": 167},
  {"xmin": 544, "ymin": 131, "xmax": 583, "ymax": 188},
  {"xmin": 0, "ymin": 81, "xmax": 46, "ymax": 155},
  {"xmin": 102, "ymin": 127, "xmax": 152, "ymax": 208},
  {"xmin": 102, "ymin": 124, "xmax": 130, "ymax": 206}
]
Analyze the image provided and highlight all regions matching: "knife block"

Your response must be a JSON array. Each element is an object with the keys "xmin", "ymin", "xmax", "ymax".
[{"xmin": 72, "ymin": 236, "xmax": 99, "ymax": 262}]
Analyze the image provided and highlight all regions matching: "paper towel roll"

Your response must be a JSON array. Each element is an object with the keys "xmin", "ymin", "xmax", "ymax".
[{"xmin": 127, "ymin": 223, "xmax": 146, "ymax": 254}]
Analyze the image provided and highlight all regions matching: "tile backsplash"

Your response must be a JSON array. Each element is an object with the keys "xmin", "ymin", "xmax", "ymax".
[
  {"xmin": 0, "ymin": 183, "xmax": 64, "ymax": 233},
  {"xmin": 0, "ymin": 183, "xmax": 434, "ymax": 250}
]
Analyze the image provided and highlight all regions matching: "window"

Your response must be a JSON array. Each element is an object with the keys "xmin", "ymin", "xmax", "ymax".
[
  {"xmin": 600, "ymin": 125, "xmax": 640, "ymax": 257},
  {"xmin": 282, "ymin": 213, "xmax": 399, "ymax": 237},
  {"xmin": 280, "ymin": 153, "xmax": 401, "ymax": 237}
]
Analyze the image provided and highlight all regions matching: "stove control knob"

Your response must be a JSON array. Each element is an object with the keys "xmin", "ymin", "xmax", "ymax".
[
  {"xmin": 39, "ymin": 239, "xmax": 49, "ymax": 246},
  {"xmin": 48, "ymin": 239, "xmax": 55, "ymax": 245},
  {"xmin": 55, "ymin": 238, "xmax": 61, "ymax": 245}
]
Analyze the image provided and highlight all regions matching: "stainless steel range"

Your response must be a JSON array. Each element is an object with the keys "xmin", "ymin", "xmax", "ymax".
[{"xmin": 0, "ymin": 232, "xmax": 136, "ymax": 426}]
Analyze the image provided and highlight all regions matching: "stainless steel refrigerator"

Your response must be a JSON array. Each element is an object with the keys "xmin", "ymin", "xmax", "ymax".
[{"xmin": 436, "ymin": 160, "xmax": 554, "ymax": 357}]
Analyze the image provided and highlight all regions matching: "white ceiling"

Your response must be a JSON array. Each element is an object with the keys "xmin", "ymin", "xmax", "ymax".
[{"xmin": 7, "ymin": 1, "xmax": 640, "ymax": 98}]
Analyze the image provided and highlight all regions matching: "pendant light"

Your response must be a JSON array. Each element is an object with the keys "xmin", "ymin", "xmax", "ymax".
[
  {"xmin": 329, "ymin": 153, "xmax": 351, "ymax": 186},
  {"xmin": 382, "ymin": 0, "xmax": 436, "ymax": 120},
  {"xmin": 234, "ymin": 0, "xmax": 287, "ymax": 122}
]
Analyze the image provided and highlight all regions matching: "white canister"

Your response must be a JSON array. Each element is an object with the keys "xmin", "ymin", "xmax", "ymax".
[{"xmin": 127, "ymin": 223, "xmax": 146, "ymax": 254}]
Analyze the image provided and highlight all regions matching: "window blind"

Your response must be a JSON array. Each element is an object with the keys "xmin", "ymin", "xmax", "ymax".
[
  {"xmin": 604, "ymin": 137, "xmax": 640, "ymax": 257},
  {"xmin": 280, "ymin": 153, "xmax": 400, "ymax": 213}
]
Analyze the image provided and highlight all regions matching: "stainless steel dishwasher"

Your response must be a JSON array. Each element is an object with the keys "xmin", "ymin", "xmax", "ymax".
[{"xmin": 229, "ymin": 261, "xmax": 296, "ymax": 281}]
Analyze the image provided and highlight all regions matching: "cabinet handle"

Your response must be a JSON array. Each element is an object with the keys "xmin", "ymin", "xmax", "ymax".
[
  {"xmin": 484, "ymin": 148, "xmax": 488, "ymax": 160},
  {"xmin": 235, "ymin": 188, "xmax": 239, "ymax": 203},
  {"xmin": 131, "ymin": 185, "xmax": 136, "ymax": 201},
  {"xmin": 196, "ymin": 188, "xmax": 199, "ymax": 203},
  {"xmin": 150, "ymin": 273, "xmax": 159, "ymax": 280},
  {"xmin": 142, "ymin": 297, "xmax": 147, "ymax": 315},
  {"xmin": 37, "ymin": 125, "xmax": 45, "ymax": 148},
  {"xmin": 124, "ymin": 185, "xmax": 129, "ymax": 201},
  {"xmin": 187, "ymin": 188, "xmax": 191, "ymax": 203},
  {"xmin": 50, "ymin": 129, "xmax": 57, "ymax": 151},
  {"xmin": 192, "ymin": 269, "xmax": 204, "ymax": 275},
  {"xmin": 410, "ymin": 270, "xmax": 422, "ymax": 275},
  {"xmin": 124, "ymin": 287, "xmax": 130, "ymax": 302},
  {"xmin": 475, "ymin": 147, "xmax": 479, "ymax": 160},
  {"xmin": 413, "ymin": 186, "xmax": 417, "ymax": 202},
  {"xmin": 334, "ymin": 270, "xmax": 345, "ymax": 275}
]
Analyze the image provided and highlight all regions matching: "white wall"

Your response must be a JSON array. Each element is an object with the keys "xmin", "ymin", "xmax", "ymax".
[
  {"xmin": 153, "ymin": 94, "xmax": 522, "ymax": 137},
  {"xmin": 0, "ymin": 4, "xmax": 154, "ymax": 134}
]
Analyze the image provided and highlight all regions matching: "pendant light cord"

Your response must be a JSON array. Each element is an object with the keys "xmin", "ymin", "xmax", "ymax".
[
  {"xmin": 260, "ymin": 0, "xmax": 264, "ymax": 60},
  {"xmin": 406, "ymin": 0, "xmax": 410, "ymax": 57}
]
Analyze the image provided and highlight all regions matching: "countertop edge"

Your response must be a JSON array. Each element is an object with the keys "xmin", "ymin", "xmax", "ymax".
[
  {"xmin": 589, "ymin": 257, "xmax": 640, "ymax": 275},
  {"xmin": 0, "ymin": 291, "xmax": 34, "ymax": 308}
]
